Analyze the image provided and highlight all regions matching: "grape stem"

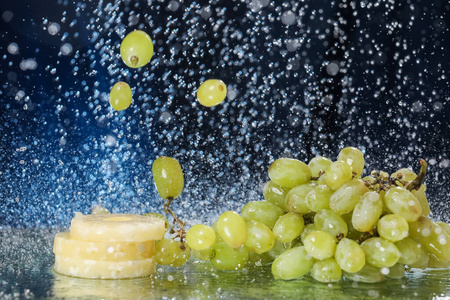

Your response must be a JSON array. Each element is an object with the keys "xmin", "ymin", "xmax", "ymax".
[
  {"xmin": 163, "ymin": 196, "xmax": 187, "ymax": 250},
  {"xmin": 363, "ymin": 159, "xmax": 428, "ymax": 192},
  {"xmin": 310, "ymin": 171, "xmax": 324, "ymax": 181},
  {"xmin": 406, "ymin": 159, "xmax": 427, "ymax": 191}
]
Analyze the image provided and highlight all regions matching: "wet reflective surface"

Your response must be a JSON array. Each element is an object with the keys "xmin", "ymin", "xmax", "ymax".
[{"xmin": 1, "ymin": 228, "xmax": 449, "ymax": 299}]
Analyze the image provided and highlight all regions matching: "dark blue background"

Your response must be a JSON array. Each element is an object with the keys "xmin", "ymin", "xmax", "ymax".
[{"xmin": 0, "ymin": 0, "xmax": 449, "ymax": 227}]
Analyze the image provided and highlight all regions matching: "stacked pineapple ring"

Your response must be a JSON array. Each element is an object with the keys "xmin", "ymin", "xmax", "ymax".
[{"xmin": 53, "ymin": 212, "xmax": 165, "ymax": 279}]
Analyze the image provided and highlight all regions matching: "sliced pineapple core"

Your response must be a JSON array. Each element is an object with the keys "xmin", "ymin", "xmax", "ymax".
[
  {"xmin": 54, "ymin": 255, "xmax": 156, "ymax": 279},
  {"xmin": 70, "ymin": 212, "xmax": 165, "ymax": 243},
  {"xmin": 53, "ymin": 232, "xmax": 155, "ymax": 261}
]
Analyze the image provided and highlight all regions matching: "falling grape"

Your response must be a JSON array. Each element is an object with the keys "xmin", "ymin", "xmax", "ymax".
[
  {"xmin": 120, "ymin": 30, "xmax": 154, "ymax": 68},
  {"xmin": 109, "ymin": 82, "xmax": 132, "ymax": 111},
  {"xmin": 196, "ymin": 79, "xmax": 227, "ymax": 107}
]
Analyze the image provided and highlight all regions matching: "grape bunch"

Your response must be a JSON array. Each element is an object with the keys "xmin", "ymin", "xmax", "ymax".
[{"xmin": 150, "ymin": 147, "xmax": 450, "ymax": 283}]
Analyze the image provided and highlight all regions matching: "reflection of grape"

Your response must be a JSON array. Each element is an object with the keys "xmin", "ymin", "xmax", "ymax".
[
  {"xmin": 343, "ymin": 263, "xmax": 385, "ymax": 283},
  {"xmin": 120, "ymin": 30, "xmax": 154, "ymax": 68},
  {"xmin": 196, "ymin": 79, "xmax": 227, "ymax": 107},
  {"xmin": 109, "ymin": 82, "xmax": 132, "ymax": 111}
]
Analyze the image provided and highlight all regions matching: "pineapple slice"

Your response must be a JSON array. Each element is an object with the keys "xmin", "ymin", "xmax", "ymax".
[
  {"xmin": 53, "ymin": 232, "xmax": 155, "ymax": 261},
  {"xmin": 54, "ymin": 255, "xmax": 156, "ymax": 279},
  {"xmin": 70, "ymin": 212, "xmax": 165, "ymax": 243}
]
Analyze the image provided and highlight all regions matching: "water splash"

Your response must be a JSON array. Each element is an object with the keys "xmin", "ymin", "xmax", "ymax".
[{"xmin": 0, "ymin": 0, "xmax": 449, "ymax": 227}]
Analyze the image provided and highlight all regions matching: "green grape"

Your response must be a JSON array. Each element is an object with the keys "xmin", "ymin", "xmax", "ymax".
[
  {"xmin": 343, "ymin": 263, "xmax": 385, "ymax": 283},
  {"xmin": 329, "ymin": 179, "xmax": 369, "ymax": 214},
  {"xmin": 186, "ymin": 224, "xmax": 216, "ymax": 250},
  {"xmin": 308, "ymin": 156, "xmax": 332, "ymax": 178},
  {"xmin": 211, "ymin": 221, "xmax": 224, "ymax": 243},
  {"xmin": 120, "ymin": 30, "xmax": 153, "ymax": 68},
  {"xmin": 272, "ymin": 212, "xmax": 305, "ymax": 243},
  {"xmin": 391, "ymin": 168, "xmax": 417, "ymax": 181},
  {"xmin": 305, "ymin": 185, "xmax": 333, "ymax": 212},
  {"xmin": 303, "ymin": 231, "xmax": 337, "ymax": 260},
  {"xmin": 109, "ymin": 82, "xmax": 132, "ymax": 111},
  {"xmin": 300, "ymin": 223, "xmax": 316, "ymax": 244},
  {"xmin": 310, "ymin": 258, "xmax": 342, "ymax": 283},
  {"xmin": 335, "ymin": 238, "xmax": 365, "ymax": 273},
  {"xmin": 384, "ymin": 186, "xmax": 422, "ymax": 222},
  {"xmin": 170, "ymin": 244, "xmax": 191, "ymax": 267},
  {"xmin": 408, "ymin": 245, "xmax": 429, "ymax": 269},
  {"xmin": 142, "ymin": 212, "xmax": 170, "ymax": 232},
  {"xmin": 244, "ymin": 220, "xmax": 275, "ymax": 254},
  {"xmin": 411, "ymin": 185, "xmax": 431, "ymax": 216},
  {"xmin": 437, "ymin": 222, "xmax": 450, "ymax": 235},
  {"xmin": 361, "ymin": 237, "xmax": 400, "ymax": 268},
  {"xmin": 337, "ymin": 147, "xmax": 365, "ymax": 177},
  {"xmin": 428, "ymin": 254, "xmax": 450, "ymax": 269},
  {"xmin": 152, "ymin": 156, "xmax": 184, "ymax": 199},
  {"xmin": 192, "ymin": 248, "xmax": 211, "ymax": 261},
  {"xmin": 325, "ymin": 160, "xmax": 352, "ymax": 190},
  {"xmin": 240, "ymin": 201, "xmax": 284, "ymax": 229},
  {"xmin": 217, "ymin": 211, "xmax": 247, "ymax": 248},
  {"xmin": 314, "ymin": 209, "xmax": 348, "ymax": 238},
  {"xmin": 377, "ymin": 214, "xmax": 409, "ymax": 242},
  {"xmin": 395, "ymin": 237, "xmax": 422, "ymax": 265},
  {"xmin": 263, "ymin": 181, "xmax": 290, "ymax": 211},
  {"xmin": 91, "ymin": 206, "xmax": 110, "ymax": 215},
  {"xmin": 271, "ymin": 246, "xmax": 314, "ymax": 280},
  {"xmin": 408, "ymin": 216, "xmax": 450, "ymax": 263},
  {"xmin": 351, "ymin": 191, "xmax": 383, "ymax": 232},
  {"xmin": 210, "ymin": 242, "xmax": 249, "ymax": 271},
  {"xmin": 267, "ymin": 239, "xmax": 291, "ymax": 260},
  {"xmin": 341, "ymin": 212, "xmax": 361, "ymax": 241},
  {"xmin": 196, "ymin": 79, "xmax": 227, "ymax": 107},
  {"xmin": 154, "ymin": 238, "xmax": 181, "ymax": 265},
  {"xmin": 248, "ymin": 250, "xmax": 274, "ymax": 267},
  {"xmin": 268, "ymin": 158, "xmax": 312, "ymax": 188},
  {"xmin": 385, "ymin": 263, "xmax": 405, "ymax": 279},
  {"xmin": 285, "ymin": 183, "xmax": 316, "ymax": 214}
]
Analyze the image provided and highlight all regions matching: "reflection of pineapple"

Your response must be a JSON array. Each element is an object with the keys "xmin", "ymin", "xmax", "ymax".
[{"xmin": 51, "ymin": 271, "xmax": 155, "ymax": 299}]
